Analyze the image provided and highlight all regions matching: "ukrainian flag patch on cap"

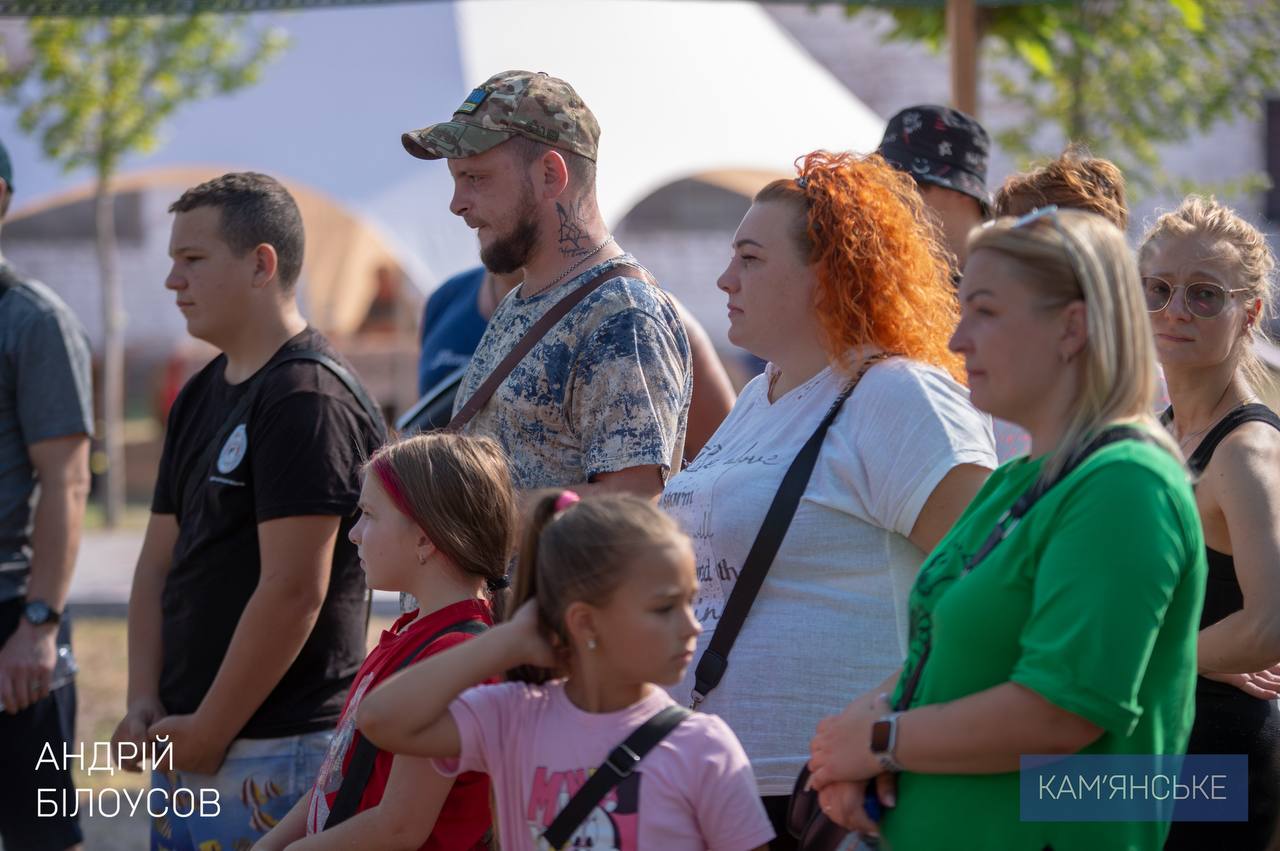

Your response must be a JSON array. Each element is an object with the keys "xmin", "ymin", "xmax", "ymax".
[{"xmin": 455, "ymin": 88, "xmax": 488, "ymax": 115}]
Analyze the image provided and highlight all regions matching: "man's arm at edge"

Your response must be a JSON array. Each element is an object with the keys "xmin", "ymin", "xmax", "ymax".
[{"xmin": 0, "ymin": 434, "xmax": 90, "ymax": 713}]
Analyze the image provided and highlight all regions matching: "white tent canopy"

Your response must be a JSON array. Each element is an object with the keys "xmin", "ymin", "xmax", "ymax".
[
  {"xmin": 1, "ymin": 1, "xmax": 885, "ymax": 293},
  {"xmin": 451, "ymin": 1, "xmax": 884, "ymax": 227}
]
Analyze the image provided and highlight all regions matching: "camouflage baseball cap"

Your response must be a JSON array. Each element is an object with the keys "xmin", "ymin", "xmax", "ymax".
[{"xmin": 402, "ymin": 70, "xmax": 600, "ymax": 162}]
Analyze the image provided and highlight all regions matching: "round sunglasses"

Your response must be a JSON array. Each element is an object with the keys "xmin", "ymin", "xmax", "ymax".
[{"xmin": 1141, "ymin": 276, "xmax": 1250, "ymax": 319}]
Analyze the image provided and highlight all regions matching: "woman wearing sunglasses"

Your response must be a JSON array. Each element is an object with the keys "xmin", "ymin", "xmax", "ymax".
[
  {"xmin": 806, "ymin": 208, "xmax": 1205, "ymax": 850},
  {"xmin": 1140, "ymin": 196, "xmax": 1280, "ymax": 850}
]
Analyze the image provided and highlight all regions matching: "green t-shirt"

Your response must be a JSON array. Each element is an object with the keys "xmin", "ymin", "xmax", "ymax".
[{"xmin": 883, "ymin": 438, "xmax": 1205, "ymax": 851}]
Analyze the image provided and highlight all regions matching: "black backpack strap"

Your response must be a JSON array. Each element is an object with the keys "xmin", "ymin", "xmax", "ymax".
[
  {"xmin": 0, "ymin": 264, "xmax": 21, "ymax": 301},
  {"xmin": 278, "ymin": 350, "xmax": 387, "ymax": 438},
  {"xmin": 541, "ymin": 705, "xmax": 690, "ymax": 850},
  {"xmin": 324, "ymin": 618, "xmax": 488, "ymax": 830},
  {"xmin": 690, "ymin": 354, "xmax": 888, "ymax": 709},
  {"xmin": 183, "ymin": 348, "xmax": 386, "ymax": 516}
]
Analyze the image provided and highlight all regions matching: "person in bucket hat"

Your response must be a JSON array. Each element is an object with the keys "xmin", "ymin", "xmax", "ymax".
[
  {"xmin": 877, "ymin": 104, "xmax": 992, "ymax": 271},
  {"xmin": 400, "ymin": 71, "xmax": 692, "ymax": 501}
]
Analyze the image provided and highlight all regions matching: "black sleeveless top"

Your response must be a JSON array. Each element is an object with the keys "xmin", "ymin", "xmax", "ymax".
[
  {"xmin": 1163, "ymin": 403, "xmax": 1280, "ymax": 630},
  {"xmin": 1162, "ymin": 402, "xmax": 1280, "ymax": 850}
]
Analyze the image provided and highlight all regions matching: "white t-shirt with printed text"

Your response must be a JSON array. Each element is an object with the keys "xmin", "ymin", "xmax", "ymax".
[{"xmin": 661, "ymin": 356, "xmax": 997, "ymax": 795}]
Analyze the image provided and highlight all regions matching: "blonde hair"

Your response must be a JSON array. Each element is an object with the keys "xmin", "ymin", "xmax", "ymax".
[
  {"xmin": 510, "ymin": 492, "xmax": 687, "ymax": 684},
  {"xmin": 968, "ymin": 209, "xmax": 1181, "ymax": 480},
  {"xmin": 1139, "ymin": 195, "xmax": 1277, "ymax": 391},
  {"xmin": 366, "ymin": 433, "xmax": 517, "ymax": 620}
]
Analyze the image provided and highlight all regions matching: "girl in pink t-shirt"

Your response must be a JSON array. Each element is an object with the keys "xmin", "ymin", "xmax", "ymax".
[
  {"xmin": 257, "ymin": 433, "xmax": 516, "ymax": 851},
  {"xmin": 359, "ymin": 491, "xmax": 774, "ymax": 851}
]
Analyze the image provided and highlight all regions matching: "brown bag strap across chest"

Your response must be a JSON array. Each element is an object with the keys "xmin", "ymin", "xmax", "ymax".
[{"xmin": 446, "ymin": 263, "xmax": 653, "ymax": 432}]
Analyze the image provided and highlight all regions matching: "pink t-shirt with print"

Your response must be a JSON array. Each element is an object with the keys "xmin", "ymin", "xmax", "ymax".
[{"xmin": 434, "ymin": 680, "xmax": 774, "ymax": 851}]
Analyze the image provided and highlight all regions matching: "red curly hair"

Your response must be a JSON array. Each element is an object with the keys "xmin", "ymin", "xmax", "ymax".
[{"xmin": 756, "ymin": 150, "xmax": 963, "ymax": 381}]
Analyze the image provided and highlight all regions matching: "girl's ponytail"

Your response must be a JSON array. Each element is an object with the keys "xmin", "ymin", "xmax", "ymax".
[
  {"xmin": 365, "ymin": 433, "xmax": 517, "ymax": 621},
  {"xmin": 508, "ymin": 491, "xmax": 686, "ymax": 685},
  {"xmin": 509, "ymin": 490, "xmax": 578, "ymax": 684}
]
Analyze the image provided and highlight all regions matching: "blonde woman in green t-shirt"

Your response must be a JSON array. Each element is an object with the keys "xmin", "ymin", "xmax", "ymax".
[{"xmin": 805, "ymin": 209, "xmax": 1206, "ymax": 850}]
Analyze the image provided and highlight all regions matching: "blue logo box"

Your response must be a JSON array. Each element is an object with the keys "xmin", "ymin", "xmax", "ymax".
[{"xmin": 1020, "ymin": 754, "xmax": 1248, "ymax": 822}]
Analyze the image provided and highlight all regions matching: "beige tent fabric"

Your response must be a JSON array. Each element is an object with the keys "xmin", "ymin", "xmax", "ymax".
[
  {"xmin": 9, "ymin": 165, "xmax": 409, "ymax": 336},
  {"xmin": 694, "ymin": 169, "xmax": 790, "ymax": 199}
]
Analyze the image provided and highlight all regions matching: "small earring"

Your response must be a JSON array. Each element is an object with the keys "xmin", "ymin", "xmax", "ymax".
[{"xmin": 586, "ymin": 637, "xmax": 597, "ymax": 651}]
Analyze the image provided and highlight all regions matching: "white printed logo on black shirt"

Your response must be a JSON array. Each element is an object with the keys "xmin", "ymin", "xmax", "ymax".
[{"xmin": 216, "ymin": 423, "xmax": 248, "ymax": 474}]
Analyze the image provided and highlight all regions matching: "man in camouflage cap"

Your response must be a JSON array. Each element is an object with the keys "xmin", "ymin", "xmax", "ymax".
[
  {"xmin": 401, "ymin": 71, "xmax": 692, "ymax": 500},
  {"xmin": 877, "ymin": 104, "xmax": 993, "ymax": 272},
  {"xmin": 403, "ymin": 70, "xmax": 599, "ymax": 163}
]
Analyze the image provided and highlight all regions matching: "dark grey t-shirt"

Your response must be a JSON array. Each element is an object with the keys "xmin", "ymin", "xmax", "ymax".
[{"xmin": 0, "ymin": 266, "xmax": 94, "ymax": 603}]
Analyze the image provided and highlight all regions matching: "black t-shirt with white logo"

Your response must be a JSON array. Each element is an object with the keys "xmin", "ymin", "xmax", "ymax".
[{"xmin": 151, "ymin": 327, "xmax": 384, "ymax": 739}]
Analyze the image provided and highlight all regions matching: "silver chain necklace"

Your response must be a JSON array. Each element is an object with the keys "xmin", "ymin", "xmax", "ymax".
[
  {"xmin": 521, "ymin": 236, "xmax": 615, "ymax": 299},
  {"xmin": 1176, "ymin": 381, "xmax": 1250, "ymax": 452}
]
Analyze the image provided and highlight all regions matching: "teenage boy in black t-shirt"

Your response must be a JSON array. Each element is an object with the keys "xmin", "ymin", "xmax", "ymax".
[{"xmin": 110, "ymin": 173, "xmax": 385, "ymax": 851}]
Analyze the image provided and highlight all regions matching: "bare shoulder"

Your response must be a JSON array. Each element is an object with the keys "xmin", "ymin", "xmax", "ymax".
[
  {"xmin": 1199, "ymin": 420, "xmax": 1280, "ymax": 542},
  {"xmin": 1203, "ymin": 419, "xmax": 1280, "ymax": 489}
]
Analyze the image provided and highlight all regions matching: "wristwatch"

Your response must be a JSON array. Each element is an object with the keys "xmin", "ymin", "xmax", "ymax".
[
  {"xmin": 22, "ymin": 599, "xmax": 61, "ymax": 627},
  {"xmin": 869, "ymin": 711, "xmax": 904, "ymax": 773}
]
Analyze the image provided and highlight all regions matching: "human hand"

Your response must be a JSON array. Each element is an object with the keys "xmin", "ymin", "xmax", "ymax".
[
  {"xmin": 148, "ymin": 713, "xmax": 231, "ymax": 775},
  {"xmin": 504, "ymin": 599, "xmax": 559, "ymax": 670},
  {"xmin": 0, "ymin": 623, "xmax": 56, "ymax": 714},
  {"xmin": 815, "ymin": 774, "xmax": 897, "ymax": 836},
  {"xmin": 809, "ymin": 692, "xmax": 891, "ymax": 788},
  {"xmin": 110, "ymin": 695, "xmax": 168, "ymax": 772},
  {"xmin": 1203, "ymin": 664, "xmax": 1280, "ymax": 700}
]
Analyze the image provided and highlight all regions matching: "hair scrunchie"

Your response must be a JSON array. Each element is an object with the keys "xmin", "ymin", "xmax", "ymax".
[
  {"xmin": 486, "ymin": 575, "xmax": 511, "ymax": 592},
  {"xmin": 554, "ymin": 490, "xmax": 581, "ymax": 513}
]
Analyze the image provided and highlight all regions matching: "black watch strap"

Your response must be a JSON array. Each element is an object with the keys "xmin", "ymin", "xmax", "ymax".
[{"xmin": 23, "ymin": 600, "xmax": 61, "ymax": 625}]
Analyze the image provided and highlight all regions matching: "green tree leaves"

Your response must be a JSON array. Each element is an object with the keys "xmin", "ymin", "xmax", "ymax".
[
  {"xmin": 847, "ymin": 0, "xmax": 1280, "ymax": 197},
  {"xmin": 0, "ymin": 14, "xmax": 286, "ymax": 179}
]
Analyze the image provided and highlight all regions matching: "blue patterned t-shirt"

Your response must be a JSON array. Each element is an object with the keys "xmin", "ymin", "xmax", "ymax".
[{"xmin": 453, "ymin": 253, "xmax": 691, "ymax": 490}]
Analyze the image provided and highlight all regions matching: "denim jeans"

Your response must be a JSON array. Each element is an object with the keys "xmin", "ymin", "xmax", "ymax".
[{"xmin": 150, "ymin": 729, "xmax": 330, "ymax": 851}]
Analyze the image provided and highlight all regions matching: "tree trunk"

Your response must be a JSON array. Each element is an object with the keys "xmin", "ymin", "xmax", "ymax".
[
  {"xmin": 1067, "ymin": 1, "xmax": 1090, "ymax": 143},
  {"xmin": 948, "ymin": 0, "xmax": 981, "ymax": 116},
  {"xmin": 94, "ymin": 175, "xmax": 125, "ymax": 528}
]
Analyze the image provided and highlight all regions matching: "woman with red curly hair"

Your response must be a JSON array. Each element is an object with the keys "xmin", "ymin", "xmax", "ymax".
[{"xmin": 660, "ymin": 150, "xmax": 996, "ymax": 847}]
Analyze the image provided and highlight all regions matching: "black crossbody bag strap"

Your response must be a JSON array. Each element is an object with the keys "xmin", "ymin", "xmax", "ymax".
[
  {"xmin": 541, "ymin": 705, "xmax": 690, "ymax": 850},
  {"xmin": 784, "ymin": 426, "xmax": 1170, "ymax": 848},
  {"xmin": 690, "ymin": 355, "xmax": 888, "ymax": 709},
  {"xmin": 181, "ymin": 349, "xmax": 386, "ymax": 517},
  {"xmin": 892, "ymin": 424, "xmax": 1158, "ymax": 712},
  {"xmin": 323, "ymin": 619, "xmax": 489, "ymax": 830}
]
